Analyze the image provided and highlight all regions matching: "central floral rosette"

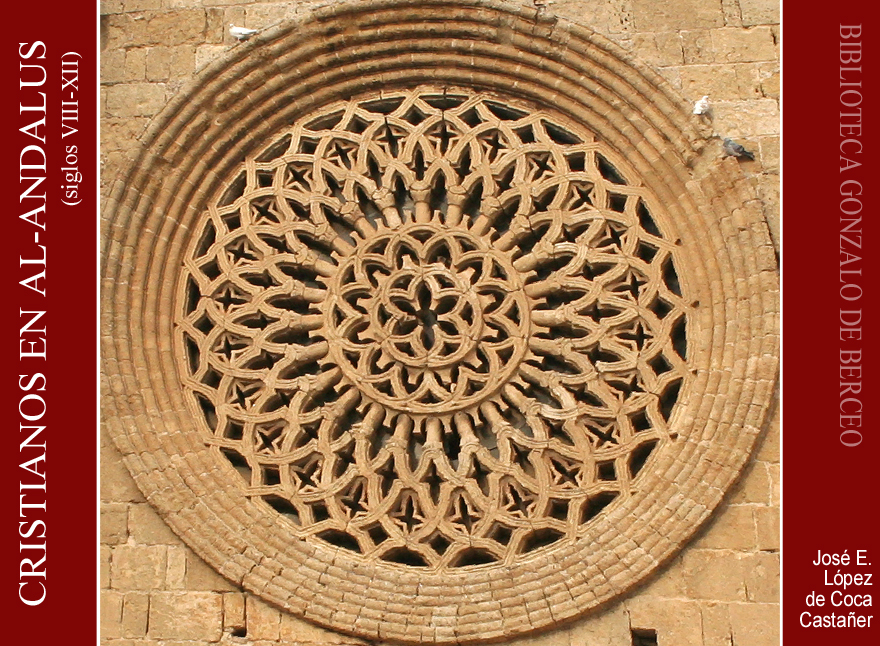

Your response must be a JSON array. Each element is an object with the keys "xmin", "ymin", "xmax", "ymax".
[{"xmin": 324, "ymin": 223, "xmax": 529, "ymax": 414}]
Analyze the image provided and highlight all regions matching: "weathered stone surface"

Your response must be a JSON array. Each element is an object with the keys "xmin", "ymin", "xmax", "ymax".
[
  {"xmin": 739, "ymin": 0, "xmax": 780, "ymax": 26},
  {"xmin": 568, "ymin": 605, "xmax": 630, "ymax": 646},
  {"xmin": 101, "ymin": 591, "xmax": 124, "ymax": 640},
  {"xmin": 145, "ymin": 46, "xmax": 196, "ymax": 81},
  {"xmin": 122, "ymin": 593, "xmax": 150, "ymax": 638},
  {"xmin": 693, "ymin": 505, "xmax": 757, "ymax": 550},
  {"xmin": 730, "ymin": 461, "xmax": 772, "ymax": 504},
  {"xmin": 755, "ymin": 506, "xmax": 780, "ymax": 552},
  {"xmin": 104, "ymin": 83, "xmax": 167, "ymax": 118},
  {"xmin": 626, "ymin": 597, "xmax": 703, "ymax": 645},
  {"xmin": 700, "ymin": 602, "xmax": 733, "ymax": 646},
  {"xmin": 712, "ymin": 99, "xmax": 780, "ymax": 137},
  {"xmin": 729, "ymin": 603, "xmax": 780, "ymax": 644},
  {"xmin": 246, "ymin": 596, "xmax": 282, "ymax": 640},
  {"xmin": 631, "ymin": 32, "xmax": 684, "ymax": 68},
  {"xmin": 148, "ymin": 592, "xmax": 223, "ymax": 641},
  {"xmin": 101, "ymin": 503, "xmax": 128, "ymax": 544},
  {"xmin": 128, "ymin": 503, "xmax": 180, "ymax": 544},
  {"xmin": 101, "ymin": 439, "xmax": 145, "ymax": 503},
  {"xmin": 111, "ymin": 545, "xmax": 166, "ymax": 590},
  {"xmin": 681, "ymin": 29, "xmax": 715, "ymax": 64},
  {"xmin": 186, "ymin": 551, "xmax": 238, "ymax": 591},
  {"xmin": 633, "ymin": 0, "xmax": 724, "ymax": 31},
  {"xmin": 103, "ymin": 10, "xmax": 208, "ymax": 49},
  {"xmin": 712, "ymin": 27, "xmax": 777, "ymax": 63},
  {"xmin": 280, "ymin": 612, "xmax": 367, "ymax": 643}
]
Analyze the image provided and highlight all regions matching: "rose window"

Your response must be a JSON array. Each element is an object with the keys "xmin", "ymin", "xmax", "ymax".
[
  {"xmin": 103, "ymin": 3, "xmax": 778, "ymax": 642},
  {"xmin": 177, "ymin": 88, "xmax": 690, "ymax": 570}
]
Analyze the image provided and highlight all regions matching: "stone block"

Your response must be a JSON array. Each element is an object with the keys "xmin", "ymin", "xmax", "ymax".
[
  {"xmin": 223, "ymin": 592, "xmax": 246, "ymax": 632},
  {"xmin": 145, "ymin": 46, "xmax": 196, "ymax": 81},
  {"xmin": 712, "ymin": 27, "xmax": 777, "ymax": 63},
  {"xmin": 128, "ymin": 503, "xmax": 180, "ymax": 544},
  {"xmin": 103, "ymin": 10, "xmax": 208, "ymax": 49},
  {"xmin": 195, "ymin": 44, "xmax": 228, "ymax": 71},
  {"xmin": 729, "ymin": 461, "xmax": 771, "ymax": 504},
  {"xmin": 165, "ymin": 545, "xmax": 187, "ymax": 589},
  {"xmin": 756, "ymin": 409, "xmax": 779, "ymax": 462},
  {"xmin": 760, "ymin": 66, "xmax": 780, "ymax": 99},
  {"xmin": 626, "ymin": 597, "xmax": 703, "ymax": 645},
  {"xmin": 246, "ymin": 595, "xmax": 282, "ymax": 640},
  {"xmin": 101, "ymin": 0, "xmax": 123, "ymax": 15},
  {"xmin": 101, "ymin": 49, "xmax": 126, "ymax": 84},
  {"xmin": 123, "ymin": 48, "xmax": 147, "ymax": 81},
  {"xmin": 148, "ymin": 591, "xmax": 223, "ymax": 641},
  {"xmin": 758, "ymin": 136, "xmax": 780, "ymax": 173},
  {"xmin": 636, "ymin": 556, "xmax": 686, "ymax": 598},
  {"xmin": 682, "ymin": 550, "xmax": 748, "ymax": 601},
  {"xmin": 101, "ymin": 545, "xmax": 112, "ymax": 588},
  {"xmin": 568, "ymin": 604, "xmax": 630, "ymax": 646},
  {"xmin": 693, "ymin": 505, "xmax": 756, "ymax": 550},
  {"xmin": 111, "ymin": 545, "xmax": 166, "ymax": 590},
  {"xmin": 768, "ymin": 463, "xmax": 780, "ymax": 505},
  {"xmin": 711, "ymin": 99, "xmax": 779, "ymax": 137},
  {"xmin": 631, "ymin": 33, "xmax": 684, "ymax": 68},
  {"xmin": 104, "ymin": 83, "xmax": 168, "ymax": 118},
  {"xmin": 101, "ymin": 440, "xmax": 145, "ymax": 503},
  {"xmin": 745, "ymin": 553, "xmax": 779, "ymax": 602},
  {"xmin": 101, "ymin": 118, "xmax": 148, "ymax": 155},
  {"xmin": 633, "ymin": 0, "xmax": 724, "ymax": 31},
  {"xmin": 122, "ymin": 592, "xmax": 150, "ymax": 638},
  {"xmin": 681, "ymin": 30, "xmax": 715, "ymax": 64},
  {"xmin": 729, "ymin": 602, "xmax": 780, "ymax": 645},
  {"xmin": 101, "ymin": 503, "xmax": 128, "ymax": 544},
  {"xmin": 279, "ymin": 612, "xmax": 358, "ymax": 643},
  {"xmin": 678, "ymin": 64, "xmax": 745, "ymax": 101},
  {"xmin": 755, "ymin": 506, "xmax": 779, "ymax": 552},
  {"xmin": 185, "ymin": 550, "xmax": 238, "ymax": 591},
  {"xmin": 550, "ymin": 1, "xmax": 634, "ymax": 36},
  {"xmin": 739, "ymin": 0, "xmax": 780, "ymax": 26},
  {"xmin": 721, "ymin": 0, "xmax": 743, "ymax": 27},
  {"xmin": 700, "ymin": 602, "xmax": 733, "ymax": 646},
  {"xmin": 101, "ymin": 590, "xmax": 124, "ymax": 639},
  {"xmin": 121, "ymin": 0, "xmax": 162, "ymax": 11}
]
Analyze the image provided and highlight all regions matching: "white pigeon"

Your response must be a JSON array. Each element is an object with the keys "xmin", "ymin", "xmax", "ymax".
[
  {"xmin": 229, "ymin": 24, "xmax": 258, "ymax": 41},
  {"xmin": 692, "ymin": 95, "xmax": 710, "ymax": 115}
]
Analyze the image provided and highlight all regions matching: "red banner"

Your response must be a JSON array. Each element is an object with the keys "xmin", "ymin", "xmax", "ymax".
[
  {"xmin": 783, "ymin": 3, "xmax": 878, "ymax": 642},
  {"xmin": 7, "ymin": 5, "xmax": 97, "ymax": 643}
]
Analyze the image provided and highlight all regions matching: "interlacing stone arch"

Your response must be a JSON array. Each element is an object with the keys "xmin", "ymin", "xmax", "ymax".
[{"xmin": 101, "ymin": 1, "xmax": 779, "ymax": 643}]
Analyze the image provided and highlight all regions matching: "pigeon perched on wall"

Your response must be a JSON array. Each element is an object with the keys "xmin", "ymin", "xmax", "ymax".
[
  {"xmin": 229, "ymin": 24, "xmax": 258, "ymax": 41},
  {"xmin": 692, "ymin": 95, "xmax": 710, "ymax": 115},
  {"xmin": 722, "ymin": 138, "xmax": 755, "ymax": 161}
]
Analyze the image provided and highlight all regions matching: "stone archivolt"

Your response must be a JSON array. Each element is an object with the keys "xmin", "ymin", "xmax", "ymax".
[{"xmin": 102, "ymin": 1, "xmax": 778, "ymax": 643}]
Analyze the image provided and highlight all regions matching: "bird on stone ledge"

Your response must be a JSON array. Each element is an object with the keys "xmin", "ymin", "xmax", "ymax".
[
  {"xmin": 692, "ymin": 95, "xmax": 710, "ymax": 116},
  {"xmin": 722, "ymin": 138, "xmax": 755, "ymax": 161},
  {"xmin": 229, "ymin": 24, "xmax": 259, "ymax": 41}
]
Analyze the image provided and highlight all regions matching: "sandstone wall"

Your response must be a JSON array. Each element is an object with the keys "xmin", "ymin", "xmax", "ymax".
[{"xmin": 100, "ymin": 1, "xmax": 780, "ymax": 645}]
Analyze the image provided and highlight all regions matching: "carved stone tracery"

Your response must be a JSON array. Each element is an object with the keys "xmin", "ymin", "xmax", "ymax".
[{"xmin": 177, "ymin": 88, "xmax": 690, "ymax": 570}]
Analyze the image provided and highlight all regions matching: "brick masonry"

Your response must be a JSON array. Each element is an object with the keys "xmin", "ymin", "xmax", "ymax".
[{"xmin": 99, "ymin": 1, "xmax": 780, "ymax": 645}]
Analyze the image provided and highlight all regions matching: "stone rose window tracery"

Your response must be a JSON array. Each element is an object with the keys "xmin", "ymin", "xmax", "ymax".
[
  {"xmin": 101, "ymin": 2, "xmax": 778, "ymax": 643},
  {"xmin": 177, "ymin": 88, "xmax": 690, "ymax": 570}
]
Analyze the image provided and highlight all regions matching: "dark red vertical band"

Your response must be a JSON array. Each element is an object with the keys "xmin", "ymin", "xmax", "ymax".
[
  {"xmin": 783, "ymin": 2, "xmax": 878, "ymax": 642},
  {"xmin": 7, "ymin": 4, "xmax": 97, "ymax": 642}
]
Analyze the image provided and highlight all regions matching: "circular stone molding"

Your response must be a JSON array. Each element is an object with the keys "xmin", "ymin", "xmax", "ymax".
[{"xmin": 101, "ymin": 1, "xmax": 779, "ymax": 643}]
